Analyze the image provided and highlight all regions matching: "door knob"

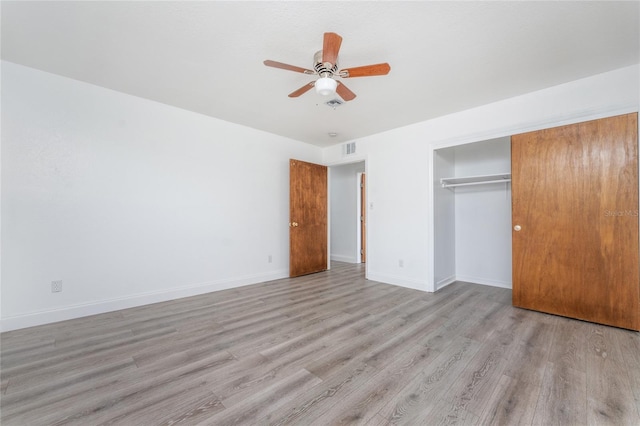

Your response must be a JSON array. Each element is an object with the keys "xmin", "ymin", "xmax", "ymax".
[{"xmin": 514, "ymin": 225, "xmax": 521, "ymax": 231}]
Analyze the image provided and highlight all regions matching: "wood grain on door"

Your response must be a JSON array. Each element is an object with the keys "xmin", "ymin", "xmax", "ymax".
[
  {"xmin": 512, "ymin": 113, "xmax": 639, "ymax": 330},
  {"xmin": 290, "ymin": 159, "xmax": 328, "ymax": 277}
]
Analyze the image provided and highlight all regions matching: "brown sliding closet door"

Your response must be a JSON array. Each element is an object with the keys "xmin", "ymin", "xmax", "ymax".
[{"xmin": 511, "ymin": 113, "xmax": 639, "ymax": 330}]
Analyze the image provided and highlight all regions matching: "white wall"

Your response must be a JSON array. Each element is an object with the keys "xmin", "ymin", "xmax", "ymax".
[
  {"xmin": 453, "ymin": 138, "xmax": 512, "ymax": 288},
  {"xmin": 1, "ymin": 61, "xmax": 322, "ymax": 331},
  {"xmin": 328, "ymin": 139, "xmax": 432, "ymax": 291},
  {"xmin": 3, "ymin": 62, "xmax": 638, "ymax": 330},
  {"xmin": 433, "ymin": 148, "xmax": 456, "ymax": 288},
  {"xmin": 324, "ymin": 64, "xmax": 639, "ymax": 292},
  {"xmin": 330, "ymin": 162, "xmax": 365, "ymax": 263}
]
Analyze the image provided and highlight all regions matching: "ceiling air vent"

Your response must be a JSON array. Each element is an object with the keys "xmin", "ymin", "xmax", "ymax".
[
  {"xmin": 325, "ymin": 99, "xmax": 343, "ymax": 108},
  {"xmin": 344, "ymin": 142, "xmax": 356, "ymax": 156}
]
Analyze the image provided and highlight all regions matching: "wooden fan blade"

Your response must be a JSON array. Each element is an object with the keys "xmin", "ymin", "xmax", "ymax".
[
  {"xmin": 340, "ymin": 63, "xmax": 391, "ymax": 78},
  {"xmin": 336, "ymin": 81, "xmax": 356, "ymax": 101},
  {"xmin": 322, "ymin": 32, "xmax": 342, "ymax": 66},
  {"xmin": 264, "ymin": 60, "xmax": 314, "ymax": 74},
  {"xmin": 288, "ymin": 82, "xmax": 315, "ymax": 98}
]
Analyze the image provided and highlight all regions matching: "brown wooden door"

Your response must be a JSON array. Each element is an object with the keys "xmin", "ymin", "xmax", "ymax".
[
  {"xmin": 361, "ymin": 173, "xmax": 367, "ymax": 263},
  {"xmin": 290, "ymin": 159, "xmax": 328, "ymax": 277},
  {"xmin": 512, "ymin": 113, "xmax": 639, "ymax": 330}
]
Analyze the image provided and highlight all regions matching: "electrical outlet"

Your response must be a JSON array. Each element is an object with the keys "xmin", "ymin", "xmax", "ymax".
[
  {"xmin": 268, "ymin": 254, "xmax": 273, "ymax": 263},
  {"xmin": 51, "ymin": 280, "xmax": 62, "ymax": 293},
  {"xmin": 399, "ymin": 259, "xmax": 404, "ymax": 268}
]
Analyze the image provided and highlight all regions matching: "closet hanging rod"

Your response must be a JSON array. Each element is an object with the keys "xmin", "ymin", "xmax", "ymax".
[
  {"xmin": 440, "ymin": 173, "xmax": 511, "ymax": 188},
  {"xmin": 442, "ymin": 178, "xmax": 511, "ymax": 188}
]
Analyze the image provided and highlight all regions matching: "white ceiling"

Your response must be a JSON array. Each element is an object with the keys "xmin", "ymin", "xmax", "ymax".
[{"xmin": 2, "ymin": 1, "xmax": 639, "ymax": 147}]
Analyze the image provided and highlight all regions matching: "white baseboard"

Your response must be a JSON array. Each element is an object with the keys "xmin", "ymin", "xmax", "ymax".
[
  {"xmin": 367, "ymin": 271, "xmax": 429, "ymax": 292},
  {"xmin": 330, "ymin": 254, "xmax": 359, "ymax": 264},
  {"xmin": 436, "ymin": 275, "xmax": 457, "ymax": 291},
  {"xmin": 0, "ymin": 270, "xmax": 288, "ymax": 332},
  {"xmin": 455, "ymin": 275, "xmax": 512, "ymax": 289}
]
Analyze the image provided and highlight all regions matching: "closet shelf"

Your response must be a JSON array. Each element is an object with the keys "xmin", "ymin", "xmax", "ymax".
[{"xmin": 440, "ymin": 173, "xmax": 511, "ymax": 188}]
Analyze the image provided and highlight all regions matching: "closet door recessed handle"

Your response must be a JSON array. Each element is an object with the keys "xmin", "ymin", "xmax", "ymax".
[{"xmin": 514, "ymin": 225, "xmax": 522, "ymax": 231}]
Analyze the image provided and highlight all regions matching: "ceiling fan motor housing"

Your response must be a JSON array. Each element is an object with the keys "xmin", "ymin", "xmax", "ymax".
[{"xmin": 313, "ymin": 50, "xmax": 338, "ymax": 77}]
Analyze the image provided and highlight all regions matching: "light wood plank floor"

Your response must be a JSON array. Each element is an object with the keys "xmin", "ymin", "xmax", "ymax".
[{"xmin": 2, "ymin": 262, "xmax": 639, "ymax": 425}]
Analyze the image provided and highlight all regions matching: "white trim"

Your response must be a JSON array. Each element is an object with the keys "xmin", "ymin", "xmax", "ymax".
[
  {"xmin": 364, "ymin": 160, "xmax": 368, "ymax": 278},
  {"xmin": 324, "ymin": 155, "xmax": 367, "ymax": 168},
  {"xmin": 427, "ymin": 146, "xmax": 436, "ymax": 293},
  {"xmin": 0, "ymin": 270, "xmax": 288, "ymax": 332},
  {"xmin": 456, "ymin": 275, "xmax": 512, "ymax": 289},
  {"xmin": 330, "ymin": 254, "xmax": 358, "ymax": 264},
  {"xmin": 356, "ymin": 172, "xmax": 364, "ymax": 264},
  {"xmin": 436, "ymin": 275, "xmax": 456, "ymax": 291},
  {"xmin": 367, "ymin": 271, "xmax": 429, "ymax": 292}
]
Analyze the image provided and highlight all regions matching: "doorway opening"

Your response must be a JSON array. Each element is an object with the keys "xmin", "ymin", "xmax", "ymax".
[{"xmin": 329, "ymin": 161, "xmax": 366, "ymax": 264}]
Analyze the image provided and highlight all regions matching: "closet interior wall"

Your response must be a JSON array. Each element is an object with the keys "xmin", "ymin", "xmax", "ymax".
[{"xmin": 434, "ymin": 137, "xmax": 512, "ymax": 290}]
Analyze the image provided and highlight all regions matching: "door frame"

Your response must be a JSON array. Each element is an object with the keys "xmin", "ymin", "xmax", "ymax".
[
  {"xmin": 357, "ymin": 172, "xmax": 366, "ymax": 264},
  {"xmin": 326, "ymin": 156, "xmax": 368, "ymax": 277},
  {"xmin": 427, "ymin": 106, "xmax": 639, "ymax": 293}
]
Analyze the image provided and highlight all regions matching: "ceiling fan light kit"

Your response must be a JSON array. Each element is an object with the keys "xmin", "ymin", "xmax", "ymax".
[
  {"xmin": 315, "ymin": 77, "xmax": 337, "ymax": 96},
  {"xmin": 264, "ymin": 32, "xmax": 390, "ymax": 102}
]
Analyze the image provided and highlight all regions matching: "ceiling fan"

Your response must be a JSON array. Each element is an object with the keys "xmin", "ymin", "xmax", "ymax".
[{"xmin": 263, "ymin": 32, "xmax": 391, "ymax": 102}]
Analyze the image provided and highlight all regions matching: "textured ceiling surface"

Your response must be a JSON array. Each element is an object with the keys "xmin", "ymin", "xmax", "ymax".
[{"xmin": 2, "ymin": 1, "xmax": 639, "ymax": 147}]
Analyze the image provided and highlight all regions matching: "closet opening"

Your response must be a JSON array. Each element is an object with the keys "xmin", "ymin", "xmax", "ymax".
[{"xmin": 433, "ymin": 137, "xmax": 512, "ymax": 291}]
